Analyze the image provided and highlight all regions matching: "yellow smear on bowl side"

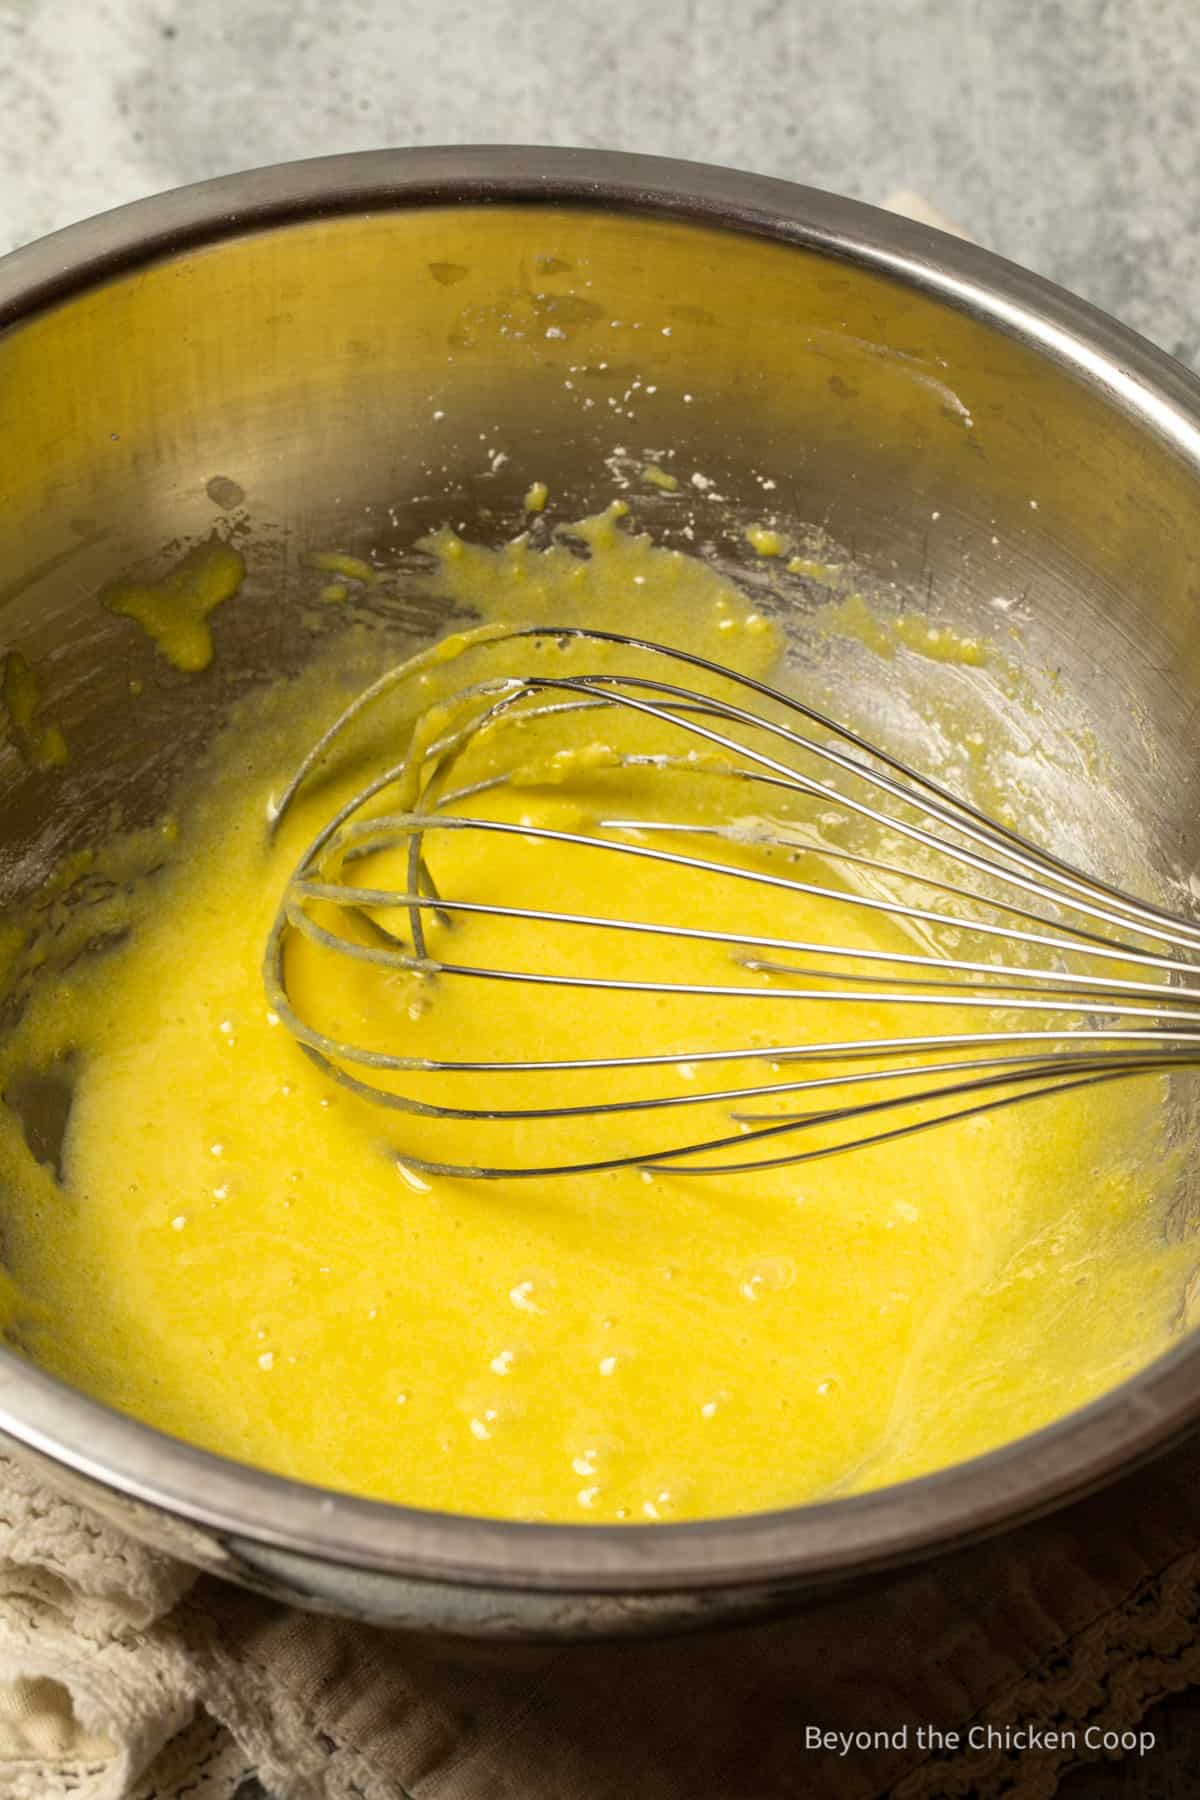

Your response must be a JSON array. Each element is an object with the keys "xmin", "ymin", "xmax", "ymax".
[
  {"xmin": 1, "ymin": 652, "xmax": 68, "ymax": 768},
  {"xmin": 101, "ymin": 537, "xmax": 246, "ymax": 672}
]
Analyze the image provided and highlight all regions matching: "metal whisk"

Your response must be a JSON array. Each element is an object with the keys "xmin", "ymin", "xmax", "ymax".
[{"xmin": 264, "ymin": 623, "xmax": 1200, "ymax": 1178}]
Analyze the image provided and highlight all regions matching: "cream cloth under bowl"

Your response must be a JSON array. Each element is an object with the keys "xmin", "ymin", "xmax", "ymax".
[{"xmin": 0, "ymin": 1439, "xmax": 1198, "ymax": 1800}]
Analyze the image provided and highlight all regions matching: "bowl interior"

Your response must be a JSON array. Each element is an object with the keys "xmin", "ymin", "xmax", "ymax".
[{"xmin": 3, "ymin": 203, "xmax": 1200, "ymax": 896}]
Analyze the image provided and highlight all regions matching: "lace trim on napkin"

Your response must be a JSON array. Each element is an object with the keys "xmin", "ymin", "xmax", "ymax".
[{"xmin": 894, "ymin": 1548, "xmax": 1200, "ymax": 1800}]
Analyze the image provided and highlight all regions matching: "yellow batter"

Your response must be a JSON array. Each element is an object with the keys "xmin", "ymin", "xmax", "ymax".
[{"xmin": 0, "ymin": 505, "xmax": 1189, "ymax": 1523}]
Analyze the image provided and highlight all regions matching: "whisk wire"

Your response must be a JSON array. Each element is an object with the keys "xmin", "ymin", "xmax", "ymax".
[{"xmin": 264, "ymin": 625, "xmax": 1200, "ymax": 1178}]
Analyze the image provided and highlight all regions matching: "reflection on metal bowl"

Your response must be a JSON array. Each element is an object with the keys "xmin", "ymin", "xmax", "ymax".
[{"xmin": 0, "ymin": 147, "xmax": 1198, "ymax": 1638}]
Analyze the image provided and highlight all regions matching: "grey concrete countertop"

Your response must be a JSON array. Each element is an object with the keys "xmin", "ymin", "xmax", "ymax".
[
  {"xmin": 1, "ymin": 0, "xmax": 1198, "ymax": 369},
  {"xmin": 2, "ymin": 5, "xmax": 1199, "ymax": 1795}
]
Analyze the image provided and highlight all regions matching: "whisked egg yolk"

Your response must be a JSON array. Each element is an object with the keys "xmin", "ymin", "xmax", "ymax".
[{"xmin": 0, "ymin": 505, "xmax": 1188, "ymax": 1523}]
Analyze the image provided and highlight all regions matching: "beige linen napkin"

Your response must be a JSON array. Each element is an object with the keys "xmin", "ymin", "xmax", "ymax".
[{"xmin": 0, "ymin": 1437, "xmax": 1197, "ymax": 1800}]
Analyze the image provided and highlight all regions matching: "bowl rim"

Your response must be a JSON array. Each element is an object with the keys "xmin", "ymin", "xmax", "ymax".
[{"xmin": 1, "ymin": 144, "xmax": 1199, "ymax": 1596}]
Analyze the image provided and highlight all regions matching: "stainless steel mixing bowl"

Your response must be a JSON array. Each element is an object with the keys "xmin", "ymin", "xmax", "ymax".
[{"xmin": 0, "ymin": 147, "xmax": 1198, "ymax": 1639}]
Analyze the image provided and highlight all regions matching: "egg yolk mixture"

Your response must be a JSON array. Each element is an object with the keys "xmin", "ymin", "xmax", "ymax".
[{"xmin": 0, "ymin": 505, "xmax": 1189, "ymax": 1523}]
